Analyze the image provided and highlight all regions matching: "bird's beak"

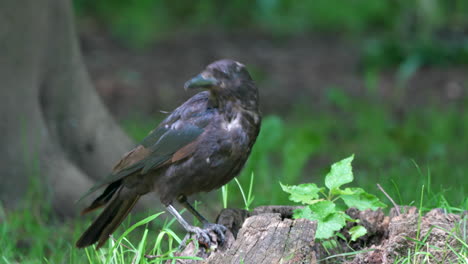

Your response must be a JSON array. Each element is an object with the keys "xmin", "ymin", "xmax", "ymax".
[{"xmin": 184, "ymin": 74, "xmax": 218, "ymax": 91}]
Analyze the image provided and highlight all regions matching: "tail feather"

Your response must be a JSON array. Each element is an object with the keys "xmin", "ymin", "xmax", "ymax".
[
  {"xmin": 80, "ymin": 180, "xmax": 123, "ymax": 215},
  {"xmin": 76, "ymin": 188, "xmax": 140, "ymax": 249}
]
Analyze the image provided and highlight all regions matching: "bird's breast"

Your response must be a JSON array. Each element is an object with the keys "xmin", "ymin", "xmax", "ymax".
[
  {"xmin": 155, "ymin": 108, "xmax": 260, "ymax": 201},
  {"xmin": 222, "ymin": 114, "xmax": 242, "ymax": 132}
]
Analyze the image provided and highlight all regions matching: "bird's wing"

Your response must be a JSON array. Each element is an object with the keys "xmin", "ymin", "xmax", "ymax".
[{"xmin": 77, "ymin": 93, "xmax": 212, "ymax": 202}]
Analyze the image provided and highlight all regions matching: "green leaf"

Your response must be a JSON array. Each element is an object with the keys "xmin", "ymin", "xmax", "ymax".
[
  {"xmin": 325, "ymin": 155, "xmax": 354, "ymax": 191},
  {"xmin": 332, "ymin": 187, "xmax": 358, "ymax": 195},
  {"xmin": 280, "ymin": 182, "xmax": 323, "ymax": 204},
  {"xmin": 293, "ymin": 201, "xmax": 346, "ymax": 240},
  {"xmin": 308, "ymin": 200, "xmax": 337, "ymax": 219},
  {"xmin": 349, "ymin": 225, "xmax": 367, "ymax": 241},
  {"xmin": 293, "ymin": 200, "xmax": 334, "ymax": 220},
  {"xmin": 292, "ymin": 206, "xmax": 314, "ymax": 219},
  {"xmin": 309, "ymin": 201, "xmax": 346, "ymax": 240},
  {"xmin": 340, "ymin": 187, "xmax": 387, "ymax": 210},
  {"xmin": 335, "ymin": 232, "xmax": 347, "ymax": 242},
  {"xmin": 315, "ymin": 212, "xmax": 347, "ymax": 239}
]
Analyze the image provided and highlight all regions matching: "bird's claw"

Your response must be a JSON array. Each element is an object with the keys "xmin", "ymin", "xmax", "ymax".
[
  {"xmin": 203, "ymin": 223, "xmax": 227, "ymax": 245},
  {"xmin": 186, "ymin": 224, "xmax": 227, "ymax": 249},
  {"xmin": 191, "ymin": 227, "xmax": 212, "ymax": 247}
]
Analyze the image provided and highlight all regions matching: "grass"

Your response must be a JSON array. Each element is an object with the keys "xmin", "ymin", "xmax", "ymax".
[
  {"xmin": 0, "ymin": 199, "xmax": 201, "ymax": 263},
  {"xmin": 391, "ymin": 184, "xmax": 468, "ymax": 264},
  {"xmin": 80, "ymin": 212, "xmax": 203, "ymax": 264},
  {"xmin": 1, "ymin": 93, "xmax": 467, "ymax": 262},
  {"xmin": 396, "ymin": 224, "xmax": 468, "ymax": 263}
]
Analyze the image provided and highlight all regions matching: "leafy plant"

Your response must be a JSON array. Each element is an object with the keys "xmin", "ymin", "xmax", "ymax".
[{"xmin": 281, "ymin": 155, "xmax": 386, "ymax": 241}]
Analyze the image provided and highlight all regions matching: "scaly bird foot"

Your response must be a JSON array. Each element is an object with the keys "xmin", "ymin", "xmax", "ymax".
[
  {"xmin": 185, "ymin": 226, "xmax": 212, "ymax": 248},
  {"xmin": 202, "ymin": 223, "xmax": 227, "ymax": 245},
  {"xmin": 184, "ymin": 223, "xmax": 227, "ymax": 249}
]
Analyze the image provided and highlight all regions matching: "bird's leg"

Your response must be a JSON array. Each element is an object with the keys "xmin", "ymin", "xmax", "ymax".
[
  {"xmin": 177, "ymin": 195, "xmax": 227, "ymax": 244},
  {"xmin": 166, "ymin": 204, "xmax": 212, "ymax": 247},
  {"xmin": 177, "ymin": 195, "xmax": 209, "ymax": 224}
]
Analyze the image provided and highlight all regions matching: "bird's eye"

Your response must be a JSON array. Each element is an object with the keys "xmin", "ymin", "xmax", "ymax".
[{"xmin": 213, "ymin": 69, "xmax": 229, "ymax": 79}]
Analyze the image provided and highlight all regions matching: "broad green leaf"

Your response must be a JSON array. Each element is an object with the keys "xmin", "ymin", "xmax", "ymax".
[
  {"xmin": 340, "ymin": 188, "xmax": 387, "ymax": 210},
  {"xmin": 325, "ymin": 155, "xmax": 354, "ymax": 191},
  {"xmin": 292, "ymin": 201, "xmax": 346, "ymax": 240},
  {"xmin": 292, "ymin": 200, "xmax": 336, "ymax": 221},
  {"xmin": 349, "ymin": 225, "xmax": 367, "ymax": 241},
  {"xmin": 280, "ymin": 182, "xmax": 323, "ymax": 204},
  {"xmin": 292, "ymin": 206, "xmax": 314, "ymax": 219},
  {"xmin": 315, "ymin": 212, "xmax": 347, "ymax": 239},
  {"xmin": 308, "ymin": 200, "xmax": 336, "ymax": 219}
]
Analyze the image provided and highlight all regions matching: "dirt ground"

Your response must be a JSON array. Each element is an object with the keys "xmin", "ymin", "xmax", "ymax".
[
  {"xmin": 79, "ymin": 28, "xmax": 468, "ymax": 119},
  {"xmin": 343, "ymin": 207, "xmax": 467, "ymax": 263}
]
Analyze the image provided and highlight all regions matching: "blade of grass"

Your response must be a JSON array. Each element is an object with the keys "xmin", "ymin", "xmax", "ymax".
[
  {"xmin": 134, "ymin": 228, "xmax": 149, "ymax": 263},
  {"xmin": 416, "ymin": 185, "xmax": 424, "ymax": 241},
  {"xmin": 234, "ymin": 178, "xmax": 249, "ymax": 210},
  {"xmin": 107, "ymin": 212, "xmax": 164, "ymax": 263},
  {"xmin": 247, "ymin": 172, "xmax": 255, "ymax": 208},
  {"xmin": 221, "ymin": 184, "xmax": 229, "ymax": 209}
]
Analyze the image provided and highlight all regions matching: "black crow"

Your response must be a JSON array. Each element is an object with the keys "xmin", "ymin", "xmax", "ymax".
[{"xmin": 76, "ymin": 59, "xmax": 261, "ymax": 249}]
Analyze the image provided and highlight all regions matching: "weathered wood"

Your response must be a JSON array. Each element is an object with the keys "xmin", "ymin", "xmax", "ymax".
[
  {"xmin": 167, "ymin": 206, "xmax": 467, "ymax": 263},
  {"xmin": 171, "ymin": 206, "xmax": 317, "ymax": 264}
]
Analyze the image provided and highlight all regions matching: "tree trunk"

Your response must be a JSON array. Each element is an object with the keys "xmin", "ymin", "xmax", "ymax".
[
  {"xmin": 171, "ymin": 206, "xmax": 317, "ymax": 264},
  {"xmin": 0, "ymin": 0, "xmax": 133, "ymax": 216}
]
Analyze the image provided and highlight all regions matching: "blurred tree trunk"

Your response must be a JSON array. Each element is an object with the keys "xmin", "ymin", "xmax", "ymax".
[{"xmin": 0, "ymin": 0, "xmax": 133, "ymax": 216}]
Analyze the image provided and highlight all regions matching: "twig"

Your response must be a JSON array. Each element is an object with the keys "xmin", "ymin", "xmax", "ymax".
[
  {"xmin": 110, "ymin": 235, "xmax": 133, "ymax": 250},
  {"xmin": 377, "ymin": 183, "xmax": 400, "ymax": 216}
]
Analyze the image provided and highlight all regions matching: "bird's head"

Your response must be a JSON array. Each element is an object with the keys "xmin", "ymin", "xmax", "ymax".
[{"xmin": 184, "ymin": 59, "xmax": 259, "ymax": 110}]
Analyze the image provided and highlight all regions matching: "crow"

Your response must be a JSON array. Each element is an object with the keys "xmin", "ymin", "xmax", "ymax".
[{"xmin": 76, "ymin": 59, "xmax": 261, "ymax": 249}]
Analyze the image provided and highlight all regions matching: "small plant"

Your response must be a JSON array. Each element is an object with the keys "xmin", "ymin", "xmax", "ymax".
[
  {"xmin": 221, "ymin": 172, "xmax": 256, "ymax": 210},
  {"xmin": 281, "ymin": 155, "xmax": 386, "ymax": 242}
]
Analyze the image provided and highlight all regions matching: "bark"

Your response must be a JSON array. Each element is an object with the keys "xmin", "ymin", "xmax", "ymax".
[
  {"xmin": 171, "ymin": 206, "xmax": 317, "ymax": 264},
  {"xmin": 0, "ymin": 0, "xmax": 133, "ymax": 216}
]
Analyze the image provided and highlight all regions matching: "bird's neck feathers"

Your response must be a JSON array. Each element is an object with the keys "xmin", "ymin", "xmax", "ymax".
[
  {"xmin": 207, "ymin": 86, "xmax": 260, "ymax": 126},
  {"xmin": 208, "ymin": 82, "xmax": 259, "ymax": 114}
]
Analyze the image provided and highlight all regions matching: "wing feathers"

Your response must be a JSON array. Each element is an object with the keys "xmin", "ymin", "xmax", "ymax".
[
  {"xmin": 172, "ymin": 140, "xmax": 198, "ymax": 162},
  {"xmin": 79, "ymin": 95, "xmax": 210, "ymax": 201},
  {"xmin": 112, "ymin": 145, "xmax": 151, "ymax": 173}
]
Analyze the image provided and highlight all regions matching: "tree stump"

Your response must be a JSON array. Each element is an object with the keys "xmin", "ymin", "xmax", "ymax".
[
  {"xmin": 165, "ymin": 206, "xmax": 467, "ymax": 263},
  {"xmin": 171, "ymin": 206, "xmax": 317, "ymax": 264}
]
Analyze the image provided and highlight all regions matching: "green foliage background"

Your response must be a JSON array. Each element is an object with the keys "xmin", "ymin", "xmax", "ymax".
[{"xmin": 74, "ymin": 0, "xmax": 468, "ymax": 67}]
